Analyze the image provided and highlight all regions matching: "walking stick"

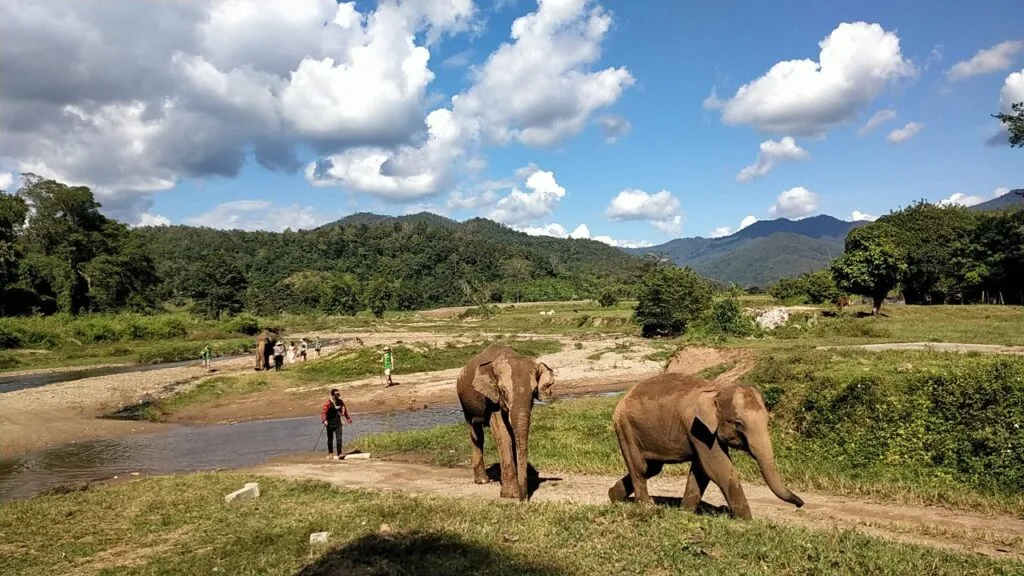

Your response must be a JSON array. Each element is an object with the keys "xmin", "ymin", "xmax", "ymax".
[{"xmin": 313, "ymin": 422, "xmax": 325, "ymax": 452}]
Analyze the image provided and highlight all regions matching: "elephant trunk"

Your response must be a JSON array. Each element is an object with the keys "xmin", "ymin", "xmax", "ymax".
[
  {"xmin": 513, "ymin": 402, "xmax": 531, "ymax": 502},
  {"xmin": 748, "ymin": 432, "xmax": 804, "ymax": 508}
]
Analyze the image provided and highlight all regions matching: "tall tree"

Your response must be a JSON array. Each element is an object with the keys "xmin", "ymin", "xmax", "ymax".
[
  {"xmin": 830, "ymin": 226, "xmax": 906, "ymax": 315},
  {"xmin": 992, "ymin": 102, "xmax": 1024, "ymax": 148},
  {"xmin": 0, "ymin": 192, "xmax": 29, "ymax": 315}
]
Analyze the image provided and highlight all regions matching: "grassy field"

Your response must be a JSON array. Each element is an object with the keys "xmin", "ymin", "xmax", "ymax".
[
  {"xmin": 289, "ymin": 339, "xmax": 563, "ymax": 383},
  {"xmin": 355, "ymin": 349, "xmax": 1024, "ymax": 515},
  {"xmin": 1, "ymin": 473, "xmax": 1016, "ymax": 576},
  {"xmin": 111, "ymin": 375, "xmax": 272, "ymax": 422}
]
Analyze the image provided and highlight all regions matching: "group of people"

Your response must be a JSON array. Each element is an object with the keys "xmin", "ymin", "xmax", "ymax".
[{"xmin": 270, "ymin": 337, "xmax": 322, "ymax": 370}]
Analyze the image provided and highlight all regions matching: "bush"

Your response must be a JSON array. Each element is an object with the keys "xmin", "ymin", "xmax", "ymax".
[
  {"xmin": 749, "ymin": 351, "xmax": 1024, "ymax": 496},
  {"xmin": 703, "ymin": 297, "xmax": 756, "ymax": 337},
  {"xmin": 597, "ymin": 289, "xmax": 619, "ymax": 308},
  {"xmin": 634, "ymin": 266, "xmax": 713, "ymax": 337},
  {"xmin": 221, "ymin": 313, "xmax": 261, "ymax": 336},
  {"xmin": 0, "ymin": 351, "xmax": 20, "ymax": 369},
  {"xmin": 0, "ymin": 327, "xmax": 23, "ymax": 349}
]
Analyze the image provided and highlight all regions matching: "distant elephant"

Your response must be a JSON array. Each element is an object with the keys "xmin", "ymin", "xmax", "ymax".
[
  {"xmin": 255, "ymin": 331, "xmax": 276, "ymax": 371},
  {"xmin": 456, "ymin": 344, "xmax": 555, "ymax": 501},
  {"xmin": 608, "ymin": 373, "xmax": 803, "ymax": 519}
]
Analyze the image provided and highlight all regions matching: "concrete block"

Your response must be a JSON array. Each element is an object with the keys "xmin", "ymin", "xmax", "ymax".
[
  {"xmin": 344, "ymin": 452, "xmax": 371, "ymax": 460},
  {"xmin": 224, "ymin": 482, "xmax": 260, "ymax": 504},
  {"xmin": 309, "ymin": 532, "xmax": 330, "ymax": 544}
]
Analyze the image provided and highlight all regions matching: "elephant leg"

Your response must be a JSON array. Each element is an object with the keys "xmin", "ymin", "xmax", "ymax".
[
  {"xmin": 681, "ymin": 465, "xmax": 710, "ymax": 512},
  {"xmin": 691, "ymin": 440, "xmax": 751, "ymax": 519},
  {"xmin": 489, "ymin": 411, "xmax": 517, "ymax": 498},
  {"xmin": 612, "ymin": 420, "xmax": 654, "ymax": 505},
  {"xmin": 467, "ymin": 420, "xmax": 488, "ymax": 484},
  {"xmin": 609, "ymin": 474, "xmax": 634, "ymax": 503}
]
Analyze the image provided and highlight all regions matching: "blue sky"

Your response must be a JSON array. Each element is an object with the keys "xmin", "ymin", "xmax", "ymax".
[{"xmin": 1, "ymin": 0, "xmax": 1021, "ymax": 246}]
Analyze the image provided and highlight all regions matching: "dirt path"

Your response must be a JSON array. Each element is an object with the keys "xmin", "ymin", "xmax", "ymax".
[
  {"xmin": 249, "ymin": 458, "xmax": 1024, "ymax": 562},
  {"xmin": 819, "ymin": 342, "xmax": 1024, "ymax": 355}
]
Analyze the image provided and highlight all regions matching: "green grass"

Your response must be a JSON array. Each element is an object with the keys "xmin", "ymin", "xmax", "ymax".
[
  {"xmin": 132, "ymin": 376, "xmax": 270, "ymax": 421},
  {"xmin": 290, "ymin": 339, "xmax": 563, "ymax": 383},
  {"xmin": 356, "ymin": 350, "xmax": 1024, "ymax": 516},
  {"xmin": 1, "ymin": 473, "xmax": 1016, "ymax": 576},
  {"xmin": 696, "ymin": 361, "xmax": 737, "ymax": 380}
]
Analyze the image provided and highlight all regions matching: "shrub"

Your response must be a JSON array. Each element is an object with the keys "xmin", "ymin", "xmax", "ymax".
[
  {"xmin": 704, "ymin": 297, "xmax": 756, "ymax": 337},
  {"xmin": 222, "ymin": 313, "xmax": 261, "ymax": 336},
  {"xmin": 597, "ymin": 289, "xmax": 619, "ymax": 308},
  {"xmin": 0, "ymin": 327, "xmax": 23, "ymax": 349},
  {"xmin": 634, "ymin": 266, "xmax": 713, "ymax": 337}
]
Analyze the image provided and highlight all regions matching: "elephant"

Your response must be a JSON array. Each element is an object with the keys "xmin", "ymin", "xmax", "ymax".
[
  {"xmin": 255, "ymin": 330, "xmax": 276, "ymax": 371},
  {"xmin": 608, "ymin": 372, "xmax": 804, "ymax": 519},
  {"xmin": 456, "ymin": 344, "xmax": 555, "ymax": 501}
]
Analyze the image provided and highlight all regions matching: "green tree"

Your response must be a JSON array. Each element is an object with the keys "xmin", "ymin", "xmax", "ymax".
[
  {"xmin": 0, "ymin": 192, "xmax": 29, "ymax": 315},
  {"xmin": 634, "ymin": 266, "xmax": 713, "ymax": 337},
  {"xmin": 992, "ymin": 102, "xmax": 1024, "ymax": 148},
  {"xmin": 804, "ymin": 269, "xmax": 842, "ymax": 305},
  {"xmin": 365, "ymin": 276, "xmax": 393, "ymax": 318},
  {"xmin": 500, "ymin": 257, "xmax": 532, "ymax": 303},
  {"xmin": 830, "ymin": 226, "xmax": 907, "ymax": 315},
  {"xmin": 180, "ymin": 255, "xmax": 248, "ymax": 319},
  {"xmin": 597, "ymin": 288, "xmax": 619, "ymax": 307}
]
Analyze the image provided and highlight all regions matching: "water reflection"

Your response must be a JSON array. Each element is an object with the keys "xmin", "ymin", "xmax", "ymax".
[{"xmin": 0, "ymin": 404, "xmax": 464, "ymax": 502}]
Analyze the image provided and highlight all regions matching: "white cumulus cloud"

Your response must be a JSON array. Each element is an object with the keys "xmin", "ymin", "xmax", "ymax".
[
  {"xmin": 516, "ymin": 221, "xmax": 652, "ymax": 248},
  {"xmin": 1000, "ymin": 69, "xmax": 1024, "ymax": 113},
  {"xmin": 857, "ymin": 109, "xmax": 897, "ymax": 136},
  {"xmin": 0, "ymin": 171, "xmax": 13, "ymax": 191},
  {"xmin": 184, "ymin": 199, "xmax": 333, "ymax": 231},
  {"xmin": 736, "ymin": 136, "xmax": 809, "ymax": 183},
  {"xmin": 947, "ymin": 40, "xmax": 1024, "ymax": 81},
  {"xmin": 606, "ymin": 188, "xmax": 684, "ymax": 235},
  {"xmin": 709, "ymin": 214, "xmax": 757, "ymax": 238},
  {"xmin": 887, "ymin": 121, "xmax": 925, "ymax": 144},
  {"xmin": 488, "ymin": 168, "xmax": 566, "ymax": 225},
  {"xmin": 136, "ymin": 213, "xmax": 171, "ymax": 227},
  {"xmin": 769, "ymin": 187, "xmax": 819, "ymax": 219},
  {"xmin": 938, "ymin": 187, "xmax": 1014, "ymax": 208},
  {"xmin": 851, "ymin": 210, "xmax": 877, "ymax": 222},
  {"xmin": 704, "ymin": 22, "xmax": 915, "ymax": 137}
]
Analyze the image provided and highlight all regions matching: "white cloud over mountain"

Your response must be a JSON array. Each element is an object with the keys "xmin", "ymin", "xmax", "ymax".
[
  {"xmin": 769, "ymin": 187, "xmax": 819, "ymax": 219},
  {"xmin": 606, "ymin": 189, "xmax": 684, "ymax": 234}
]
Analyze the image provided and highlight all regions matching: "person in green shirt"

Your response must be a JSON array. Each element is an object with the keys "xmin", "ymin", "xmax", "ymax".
[
  {"xmin": 201, "ymin": 344, "xmax": 212, "ymax": 372},
  {"xmin": 381, "ymin": 345, "xmax": 394, "ymax": 387}
]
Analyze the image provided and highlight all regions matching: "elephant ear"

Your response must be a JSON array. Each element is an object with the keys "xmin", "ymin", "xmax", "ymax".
[
  {"xmin": 471, "ymin": 361, "xmax": 502, "ymax": 404},
  {"xmin": 534, "ymin": 362, "xmax": 554, "ymax": 394},
  {"xmin": 690, "ymin": 390, "xmax": 719, "ymax": 449}
]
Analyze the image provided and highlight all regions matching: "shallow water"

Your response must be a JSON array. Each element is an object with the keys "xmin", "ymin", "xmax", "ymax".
[{"xmin": 0, "ymin": 404, "xmax": 464, "ymax": 502}]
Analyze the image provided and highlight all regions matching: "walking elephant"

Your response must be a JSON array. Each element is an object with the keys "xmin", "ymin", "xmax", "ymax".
[
  {"xmin": 608, "ymin": 372, "xmax": 803, "ymax": 519},
  {"xmin": 456, "ymin": 344, "xmax": 555, "ymax": 501},
  {"xmin": 255, "ymin": 330, "xmax": 276, "ymax": 371}
]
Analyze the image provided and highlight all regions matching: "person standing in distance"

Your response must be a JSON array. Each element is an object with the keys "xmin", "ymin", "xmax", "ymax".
[
  {"xmin": 381, "ymin": 345, "xmax": 395, "ymax": 387},
  {"xmin": 320, "ymin": 388, "xmax": 352, "ymax": 460}
]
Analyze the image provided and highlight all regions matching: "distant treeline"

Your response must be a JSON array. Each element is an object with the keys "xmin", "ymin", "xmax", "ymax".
[
  {"xmin": 768, "ymin": 201, "xmax": 1024, "ymax": 309},
  {"xmin": 0, "ymin": 176, "xmax": 652, "ymax": 318}
]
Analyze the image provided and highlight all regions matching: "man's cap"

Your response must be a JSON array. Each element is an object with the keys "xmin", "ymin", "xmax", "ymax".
[{"xmin": 330, "ymin": 388, "xmax": 339, "ymax": 395}]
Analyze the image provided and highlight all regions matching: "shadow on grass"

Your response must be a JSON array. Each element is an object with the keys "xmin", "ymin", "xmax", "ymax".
[
  {"xmin": 483, "ymin": 463, "xmax": 562, "ymax": 499},
  {"xmin": 294, "ymin": 530, "xmax": 563, "ymax": 576},
  {"xmin": 623, "ymin": 495, "xmax": 733, "ymax": 517}
]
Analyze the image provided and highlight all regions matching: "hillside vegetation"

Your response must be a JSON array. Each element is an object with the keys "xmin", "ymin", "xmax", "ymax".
[{"xmin": 0, "ymin": 176, "xmax": 649, "ymax": 321}]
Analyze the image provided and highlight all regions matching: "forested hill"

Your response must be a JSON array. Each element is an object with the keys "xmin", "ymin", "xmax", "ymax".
[
  {"xmin": 135, "ymin": 214, "xmax": 648, "ymax": 315},
  {"xmin": 624, "ymin": 215, "xmax": 865, "ymax": 287}
]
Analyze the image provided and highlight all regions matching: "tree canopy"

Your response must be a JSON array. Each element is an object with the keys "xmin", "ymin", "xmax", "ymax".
[{"xmin": 993, "ymin": 101, "xmax": 1024, "ymax": 148}]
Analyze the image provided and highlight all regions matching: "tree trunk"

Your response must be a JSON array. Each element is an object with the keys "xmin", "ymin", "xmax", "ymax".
[{"xmin": 747, "ymin": 433, "xmax": 803, "ymax": 507}]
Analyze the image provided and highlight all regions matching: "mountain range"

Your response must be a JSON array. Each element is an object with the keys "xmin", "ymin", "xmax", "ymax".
[
  {"xmin": 625, "ymin": 189, "xmax": 1024, "ymax": 286},
  {"xmin": 319, "ymin": 191, "xmax": 1022, "ymax": 288}
]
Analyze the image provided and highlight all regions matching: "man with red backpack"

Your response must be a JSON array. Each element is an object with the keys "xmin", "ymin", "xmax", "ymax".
[{"xmin": 321, "ymin": 388, "xmax": 352, "ymax": 459}]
